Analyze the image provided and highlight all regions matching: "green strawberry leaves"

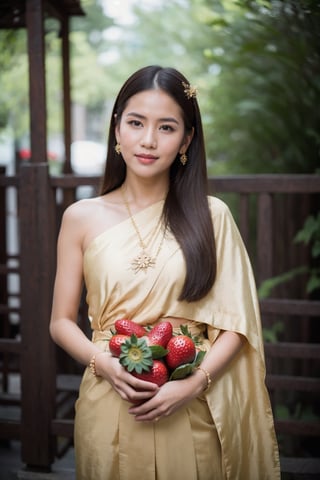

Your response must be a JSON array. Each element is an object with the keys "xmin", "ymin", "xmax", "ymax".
[
  {"xmin": 194, "ymin": 350, "xmax": 206, "ymax": 366},
  {"xmin": 119, "ymin": 335, "xmax": 153, "ymax": 373},
  {"xmin": 169, "ymin": 350, "xmax": 206, "ymax": 380},
  {"xmin": 119, "ymin": 335, "xmax": 169, "ymax": 374},
  {"xmin": 169, "ymin": 363, "xmax": 194, "ymax": 380},
  {"xmin": 149, "ymin": 345, "xmax": 168, "ymax": 359},
  {"xmin": 179, "ymin": 324, "xmax": 202, "ymax": 346}
]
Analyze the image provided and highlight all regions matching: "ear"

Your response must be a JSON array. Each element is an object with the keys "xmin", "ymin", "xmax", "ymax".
[
  {"xmin": 114, "ymin": 114, "xmax": 120, "ymax": 143},
  {"xmin": 115, "ymin": 126, "xmax": 120, "ymax": 144},
  {"xmin": 179, "ymin": 127, "xmax": 194, "ymax": 154}
]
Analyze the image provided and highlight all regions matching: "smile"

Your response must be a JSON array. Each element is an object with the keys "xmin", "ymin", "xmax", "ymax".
[{"xmin": 135, "ymin": 154, "xmax": 158, "ymax": 164}]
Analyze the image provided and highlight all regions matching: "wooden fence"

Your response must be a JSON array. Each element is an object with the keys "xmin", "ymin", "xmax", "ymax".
[{"xmin": 0, "ymin": 166, "xmax": 319, "ymax": 477}]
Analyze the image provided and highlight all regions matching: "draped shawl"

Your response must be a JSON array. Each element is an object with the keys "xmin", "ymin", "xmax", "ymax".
[{"xmin": 75, "ymin": 196, "xmax": 280, "ymax": 480}]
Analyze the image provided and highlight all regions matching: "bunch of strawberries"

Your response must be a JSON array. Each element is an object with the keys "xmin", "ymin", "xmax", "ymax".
[{"xmin": 109, "ymin": 319, "xmax": 205, "ymax": 386}]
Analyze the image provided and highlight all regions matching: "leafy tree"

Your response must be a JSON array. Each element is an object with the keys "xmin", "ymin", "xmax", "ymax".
[
  {"xmin": 72, "ymin": 0, "xmax": 113, "ymax": 51},
  {"xmin": 1, "ymin": 0, "xmax": 319, "ymax": 175},
  {"xmin": 199, "ymin": 0, "xmax": 320, "ymax": 174},
  {"xmin": 0, "ymin": 1, "xmax": 113, "ymax": 148},
  {"xmin": 0, "ymin": 30, "xmax": 29, "ymax": 134},
  {"xmin": 95, "ymin": 0, "xmax": 320, "ymax": 173},
  {"xmin": 96, "ymin": 0, "xmax": 214, "ymax": 99}
]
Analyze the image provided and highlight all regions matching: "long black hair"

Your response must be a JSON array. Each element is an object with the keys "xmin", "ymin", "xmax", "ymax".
[{"xmin": 100, "ymin": 66, "xmax": 216, "ymax": 302}]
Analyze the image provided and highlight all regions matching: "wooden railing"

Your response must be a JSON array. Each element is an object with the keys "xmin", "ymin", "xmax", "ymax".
[{"xmin": 0, "ymin": 168, "xmax": 319, "ymax": 475}]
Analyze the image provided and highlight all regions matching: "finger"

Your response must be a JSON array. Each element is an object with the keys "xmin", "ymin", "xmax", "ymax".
[
  {"xmin": 132, "ymin": 411, "xmax": 161, "ymax": 422},
  {"xmin": 128, "ymin": 396, "xmax": 159, "ymax": 416},
  {"xmin": 126, "ymin": 375, "xmax": 159, "ymax": 392},
  {"xmin": 127, "ymin": 389, "xmax": 158, "ymax": 404},
  {"xmin": 117, "ymin": 381, "xmax": 158, "ymax": 404}
]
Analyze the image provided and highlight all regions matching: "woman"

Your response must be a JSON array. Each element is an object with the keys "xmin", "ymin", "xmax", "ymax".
[{"xmin": 50, "ymin": 65, "xmax": 280, "ymax": 479}]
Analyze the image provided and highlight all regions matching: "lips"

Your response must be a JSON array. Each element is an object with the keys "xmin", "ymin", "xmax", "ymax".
[{"xmin": 135, "ymin": 153, "xmax": 158, "ymax": 164}]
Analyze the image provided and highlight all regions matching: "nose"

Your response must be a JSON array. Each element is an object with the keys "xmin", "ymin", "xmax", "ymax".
[{"xmin": 140, "ymin": 127, "xmax": 157, "ymax": 149}]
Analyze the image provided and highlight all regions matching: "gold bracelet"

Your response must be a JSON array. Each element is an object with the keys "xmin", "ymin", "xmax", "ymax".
[
  {"xmin": 89, "ymin": 352, "xmax": 104, "ymax": 377},
  {"xmin": 196, "ymin": 366, "xmax": 212, "ymax": 391}
]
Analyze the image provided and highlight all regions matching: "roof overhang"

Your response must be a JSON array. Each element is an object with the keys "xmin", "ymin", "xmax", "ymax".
[{"xmin": 0, "ymin": 0, "xmax": 85, "ymax": 29}]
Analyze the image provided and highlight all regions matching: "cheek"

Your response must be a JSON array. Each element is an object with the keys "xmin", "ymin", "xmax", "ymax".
[
  {"xmin": 118, "ymin": 123, "xmax": 138, "ymax": 141},
  {"xmin": 166, "ymin": 137, "xmax": 185, "ymax": 154},
  {"xmin": 117, "ymin": 128, "xmax": 131, "ymax": 145}
]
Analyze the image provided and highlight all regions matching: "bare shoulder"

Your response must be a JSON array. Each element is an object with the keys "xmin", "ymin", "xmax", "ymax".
[
  {"xmin": 58, "ymin": 199, "xmax": 97, "ymax": 247},
  {"xmin": 61, "ymin": 190, "xmax": 126, "ymax": 250},
  {"xmin": 62, "ymin": 197, "xmax": 102, "ymax": 223}
]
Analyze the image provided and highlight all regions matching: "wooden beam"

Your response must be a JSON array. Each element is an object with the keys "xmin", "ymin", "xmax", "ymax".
[
  {"xmin": 264, "ymin": 342, "xmax": 320, "ymax": 359},
  {"xmin": 51, "ymin": 419, "xmax": 74, "ymax": 437},
  {"xmin": 0, "ymin": 420, "xmax": 21, "ymax": 440},
  {"xmin": 260, "ymin": 298, "xmax": 320, "ymax": 316},
  {"xmin": 209, "ymin": 175, "xmax": 320, "ymax": 193},
  {"xmin": 0, "ymin": 339, "xmax": 21, "ymax": 354},
  {"xmin": 266, "ymin": 374, "xmax": 320, "ymax": 392},
  {"xmin": 275, "ymin": 419, "xmax": 320, "ymax": 436}
]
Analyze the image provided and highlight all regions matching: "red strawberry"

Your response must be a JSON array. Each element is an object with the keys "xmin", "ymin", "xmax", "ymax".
[
  {"xmin": 165, "ymin": 335, "xmax": 196, "ymax": 370},
  {"xmin": 115, "ymin": 318, "xmax": 146, "ymax": 338},
  {"xmin": 132, "ymin": 360, "xmax": 169, "ymax": 386},
  {"xmin": 146, "ymin": 321, "xmax": 173, "ymax": 348},
  {"xmin": 109, "ymin": 334, "xmax": 129, "ymax": 357}
]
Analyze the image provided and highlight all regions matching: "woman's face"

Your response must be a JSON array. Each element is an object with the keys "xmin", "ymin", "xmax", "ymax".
[{"xmin": 115, "ymin": 89, "xmax": 193, "ymax": 182}]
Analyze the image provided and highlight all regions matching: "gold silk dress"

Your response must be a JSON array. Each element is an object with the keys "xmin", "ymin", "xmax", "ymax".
[{"xmin": 74, "ymin": 196, "xmax": 280, "ymax": 480}]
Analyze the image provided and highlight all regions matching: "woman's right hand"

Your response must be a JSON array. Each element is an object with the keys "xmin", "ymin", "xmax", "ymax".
[{"xmin": 95, "ymin": 352, "xmax": 159, "ymax": 404}]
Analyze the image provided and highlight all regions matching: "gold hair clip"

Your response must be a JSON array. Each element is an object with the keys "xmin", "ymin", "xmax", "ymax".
[{"xmin": 182, "ymin": 81, "xmax": 198, "ymax": 99}]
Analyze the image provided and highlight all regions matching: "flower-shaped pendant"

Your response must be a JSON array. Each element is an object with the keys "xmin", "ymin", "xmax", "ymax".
[{"xmin": 131, "ymin": 251, "xmax": 156, "ymax": 273}]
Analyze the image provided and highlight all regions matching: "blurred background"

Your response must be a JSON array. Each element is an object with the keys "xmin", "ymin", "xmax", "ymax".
[{"xmin": 1, "ymin": 0, "xmax": 319, "ymax": 177}]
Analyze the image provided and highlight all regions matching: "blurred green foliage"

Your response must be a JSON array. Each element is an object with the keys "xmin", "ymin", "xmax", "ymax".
[
  {"xmin": 0, "ymin": 0, "xmax": 319, "ymax": 173},
  {"xmin": 199, "ymin": 0, "xmax": 320, "ymax": 174},
  {"xmin": 258, "ymin": 211, "xmax": 320, "ymax": 299},
  {"xmin": 294, "ymin": 212, "xmax": 320, "ymax": 293}
]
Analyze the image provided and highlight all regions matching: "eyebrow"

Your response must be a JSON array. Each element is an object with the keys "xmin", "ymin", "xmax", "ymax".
[{"xmin": 125, "ymin": 112, "xmax": 180, "ymax": 125}]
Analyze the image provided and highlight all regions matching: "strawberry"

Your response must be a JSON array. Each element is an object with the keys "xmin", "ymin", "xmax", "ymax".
[
  {"xmin": 146, "ymin": 321, "xmax": 173, "ymax": 348},
  {"xmin": 109, "ymin": 334, "xmax": 129, "ymax": 357},
  {"xmin": 132, "ymin": 360, "xmax": 169, "ymax": 386},
  {"xmin": 165, "ymin": 335, "xmax": 196, "ymax": 370},
  {"xmin": 119, "ymin": 335, "xmax": 153, "ymax": 373},
  {"xmin": 115, "ymin": 318, "xmax": 146, "ymax": 338}
]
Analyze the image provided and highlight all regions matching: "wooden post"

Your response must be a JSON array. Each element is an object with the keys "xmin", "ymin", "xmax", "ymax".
[
  {"xmin": 60, "ymin": 13, "xmax": 76, "ymax": 208},
  {"xmin": 19, "ymin": 162, "xmax": 56, "ymax": 469},
  {"xmin": 20, "ymin": 0, "xmax": 55, "ymax": 470},
  {"xmin": 257, "ymin": 192, "xmax": 274, "ymax": 284},
  {"xmin": 0, "ymin": 167, "xmax": 9, "ymax": 392},
  {"xmin": 61, "ymin": 14, "xmax": 72, "ymax": 175},
  {"xmin": 239, "ymin": 193, "xmax": 250, "ymax": 249},
  {"xmin": 0, "ymin": 168, "xmax": 7, "ymax": 320},
  {"xmin": 26, "ymin": 0, "xmax": 47, "ymax": 165}
]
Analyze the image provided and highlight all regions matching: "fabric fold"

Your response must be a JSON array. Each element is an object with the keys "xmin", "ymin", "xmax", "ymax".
[{"xmin": 75, "ymin": 196, "xmax": 280, "ymax": 480}]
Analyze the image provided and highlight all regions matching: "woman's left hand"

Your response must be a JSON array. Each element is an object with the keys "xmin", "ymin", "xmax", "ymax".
[
  {"xmin": 128, "ymin": 370, "xmax": 205, "ymax": 422},
  {"xmin": 128, "ymin": 330, "xmax": 245, "ymax": 422}
]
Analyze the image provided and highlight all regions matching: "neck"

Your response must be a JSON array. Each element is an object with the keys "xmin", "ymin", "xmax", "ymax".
[{"xmin": 121, "ymin": 179, "xmax": 168, "ymax": 209}]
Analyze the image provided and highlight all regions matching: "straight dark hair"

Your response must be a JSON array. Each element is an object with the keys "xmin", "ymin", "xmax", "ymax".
[{"xmin": 100, "ymin": 65, "xmax": 216, "ymax": 302}]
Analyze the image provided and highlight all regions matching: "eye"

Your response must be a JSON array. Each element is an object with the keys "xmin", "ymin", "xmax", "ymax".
[
  {"xmin": 160, "ymin": 124, "xmax": 175, "ymax": 132},
  {"xmin": 128, "ymin": 119, "xmax": 143, "ymax": 128}
]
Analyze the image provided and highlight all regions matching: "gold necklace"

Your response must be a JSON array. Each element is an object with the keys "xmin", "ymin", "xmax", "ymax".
[{"xmin": 121, "ymin": 187, "xmax": 166, "ymax": 273}]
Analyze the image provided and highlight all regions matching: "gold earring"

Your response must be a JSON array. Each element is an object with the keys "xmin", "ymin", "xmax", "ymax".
[
  {"xmin": 115, "ymin": 143, "xmax": 121, "ymax": 155},
  {"xmin": 180, "ymin": 152, "xmax": 187, "ymax": 165}
]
